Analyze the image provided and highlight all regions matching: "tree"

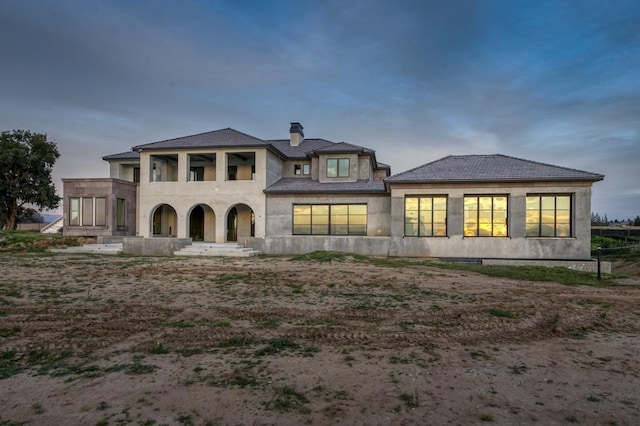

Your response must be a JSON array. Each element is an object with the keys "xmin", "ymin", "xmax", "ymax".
[
  {"xmin": 0, "ymin": 130, "xmax": 60, "ymax": 230},
  {"xmin": 634, "ymin": 215, "xmax": 640, "ymax": 227}
]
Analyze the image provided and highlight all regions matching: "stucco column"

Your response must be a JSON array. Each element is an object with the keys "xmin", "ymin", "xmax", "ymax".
[
  {"xmin": 215, "ymin": 205, "xmax": 227, "ymax": 243},
  {"xmin": 178, "ymin": 153, "xmax": 188, "ymax": 182}
]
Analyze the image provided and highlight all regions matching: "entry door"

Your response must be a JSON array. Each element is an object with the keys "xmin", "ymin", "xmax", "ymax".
[
  {"xmin": 152, "ymin": 209, "xmax": 162, "ymax": 235},
  {"xmin": 190, "ymin": 206, "xmax": 204, "ymax": 241},
  {"xmin": 226, "ymin": 207, "xmax": 237, "ymax": 242}
]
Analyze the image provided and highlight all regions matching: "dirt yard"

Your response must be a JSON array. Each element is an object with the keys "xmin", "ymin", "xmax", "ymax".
[{"xmin": 1, "ymin": 253, "xmax": 639, "ymax": 425}]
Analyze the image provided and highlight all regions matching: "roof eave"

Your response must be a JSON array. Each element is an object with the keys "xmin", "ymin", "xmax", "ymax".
[
  {"xmin": 264, "ymin": 189, "xmax": 388, "ymax": 195},
  {"xmin": 385, "ymin": 176, "xmax": 605, "ymax": 184}
]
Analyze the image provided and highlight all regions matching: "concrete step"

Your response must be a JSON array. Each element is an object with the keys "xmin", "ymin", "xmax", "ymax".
[
  {"xmin": 174, "ymin": 242, "xmax": 261, "ymax": 257},
  {"xmin": 51, "ymin": 243, "xmax": 123, "ymax": 255}
]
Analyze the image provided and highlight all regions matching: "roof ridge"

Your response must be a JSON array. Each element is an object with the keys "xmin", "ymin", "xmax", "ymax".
[
  {"xmin": 386, "ymin": 155, "xmax": 453, "ymax": 180},
  {"xmin": 490, "ymin": 153, "xmax": 604, "ymax": 177},
  {"xmin": 133, "ymin": 127, "xmax": 267, "ymax": 149}
]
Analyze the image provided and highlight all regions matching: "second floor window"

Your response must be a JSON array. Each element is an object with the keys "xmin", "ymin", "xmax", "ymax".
[
  {"xmin": 327, "ymin": 158, "xmax": 349, "ymax": 178},
  {"xmin": 294, "ymin": 164, "xmax": 311, "ymax": 175}
]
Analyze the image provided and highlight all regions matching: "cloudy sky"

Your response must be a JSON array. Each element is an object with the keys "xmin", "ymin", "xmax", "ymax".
[{"xmin": 1, "ymin": 0, "xmax": 638, "ymax": 219}]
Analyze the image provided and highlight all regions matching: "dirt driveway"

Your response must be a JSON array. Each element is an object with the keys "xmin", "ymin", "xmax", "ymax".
[{"xmin": 1, "ymin": 253, "xmax": 639, "ymax": 425}]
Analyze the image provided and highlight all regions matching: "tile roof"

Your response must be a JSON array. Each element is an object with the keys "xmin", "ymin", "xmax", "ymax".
[
  {"xmin": 309, "ymin": 141, "xmax": 374, "ymax": 155},
  {"xmin": 132, "ymin": 128, "xmax": 269, "ymax": 151},
  {"xmin": 385, "ymin": 154, "xmax": 604, "ymax": 183},
  {"xmin": 265, "ymin": 178, "xmax": 387, "ymax": 194},
  {"xmin": 102, "ymin": 151, "xmax": 140, "ymax": 161},
  {"xmin": 267, "ymin": 138, "xmax": 336, "ymax": 159}
]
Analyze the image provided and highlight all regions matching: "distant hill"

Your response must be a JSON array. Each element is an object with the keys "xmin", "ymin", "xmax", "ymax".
[{"xmin": 41, "ymin": 214, "xmax": 62, "ymax": 224}]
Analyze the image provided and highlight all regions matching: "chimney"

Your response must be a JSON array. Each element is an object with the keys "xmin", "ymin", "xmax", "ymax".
[{"xmin": 289, "ymin": 122, "xmax": 304, "ymax": 146}]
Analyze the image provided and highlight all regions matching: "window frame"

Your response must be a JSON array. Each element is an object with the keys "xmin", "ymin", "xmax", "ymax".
[
  {"xmin": 326, "ymin": 158, "xmax": 350, "ymax": 178},
  {"xmin": 463, "ymin": 195, "xmax": 509, "ymax": 237},
  {"xmin": 117, "ymin": 198, "xmax": 126, "ymax": 228},
  {"xmin": 404, "ymin": 195, "xmax": 448, "ymax": 237},
  {"xmin": 292, "ymin": 204, "xmax": 367, "ymax": 236},
  {"xmin": 69, "ymin": 197, "xmax": 80, "ymax": 226},
  {"xmin": 95, "ymin": 197, "xmax": 107, "ymax": 226},
  {"xmin": 69, "ymin": 197, "xmax": 107, "ymax": 227},
  {"xmin": 525, "ymin": 194, "xmax": 572, "ymax": 238}
]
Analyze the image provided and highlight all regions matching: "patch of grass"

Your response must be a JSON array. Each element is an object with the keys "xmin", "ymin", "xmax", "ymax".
[
  {"xmin": 480, "ymin": 413, "xmax": 494, "ymax": 422},
  {"xmin": 0, "ymin": 351, "xmax": 23, "ymax": 380},
  {"xmin": 96, "ymin": 401, "xmax": 110, "ymax": 411},
  {"xmin": 0, "ymin": 230, "xmax": 85, "ymax": 253},
  {"xmin": 587, "ymin": 395, "xmax": 600, "ymax": 402},
  {"xmin": 207, "ymin": 321, "xmax": 231, "ymax": 328},
  {"xmin": 217, "ymin": 336, "xmax": 255, "ymax": 348},
  {"xmin": 565, "ymin": 414, "xmax": 578, "ymax": 423},
  {"xmin": 398, "ymin": 392, "xmax": 419, "ymax": 408},
  {"xmin": 149, "ymin": 343, "xmax": 170, "ymax": 354},
  {"xmin": 0, "ymin": 326, "xmax": 21, "ymax": 338},
  {"xmin": 488, "ymin": 308, "xmax": 516, "ymax": 318},
  {"xmin": 156, "ymin": 320, "xmax": 196, "ymax": 328},
  {"xmin": 267, "ymin": 386, "xmax": 309, "ymax": 412},
  {"xmin": 291, "ymin": 251, "xmax": 349, "ymax": 262},
  {"xmin": 256, "ymin": 319, "xmax": 280, "ymax": 329},
  {"xmin": 571, "ymin": 328, "xmax": 589, "ymax": 339},
  {"xmin": 255, "ymin": 338, "xmax": 300, "ymax": 356},
  {"xmin": 509, "ymin": 364, "xmax": 527, "ymax": 375},
  {"xmin": 176, "ymin": 414, "xmax": 194, "ymax": 425},
  {"xmin": 126, "ymin": 362, "xmax": 157, "ymax": 375},
  {"xmin": 32, "ymin": 403, "xmax": 45, "ymax": 415},
  {"xmin": 215, "ymin": 274, "xmax": 250, "ymax": 284},
  {"xmin": 292, "ymin": 250, "xmax": 617, "ymax": 286}
]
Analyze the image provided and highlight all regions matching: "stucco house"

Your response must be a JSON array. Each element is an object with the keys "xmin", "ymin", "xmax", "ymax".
[{"xmin": 62, "ymin": 123, "xmax": 603, "ymax": 260}]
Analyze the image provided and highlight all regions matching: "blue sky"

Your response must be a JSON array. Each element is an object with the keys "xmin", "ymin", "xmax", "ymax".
[{"xmin": 1, "ymin": 0, "xmax": 638, "ymax": 218}]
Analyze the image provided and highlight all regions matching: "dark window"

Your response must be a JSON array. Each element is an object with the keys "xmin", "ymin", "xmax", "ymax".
[
  {"xmin": 133, "ymin": 167, "xmax": 140, "ymax": 183},
  {"xmin": 95, "ymin": 198, "xmax": 106, "ymax": 226},
  {"xmin": 117, "ymin": 198, "xmax": 126, "ymax": 228},
  {"xmin": 189, "ymin": 166, "xmax": 204, "ymax": 181}
]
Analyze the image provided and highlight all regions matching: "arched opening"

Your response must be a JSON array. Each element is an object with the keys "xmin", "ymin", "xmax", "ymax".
[
  {"xmin": 151, "ymin": 204, "xmax": 177, "ymax": 237},
  {"xmin": 188, "ymin": 204, "xmax": 216, "ymax": 242},
  {"xmin": 190, "ymin": 205, "xmax": 204, "ymax": 241},
  {"xmin": 226, "ymin": 204, "xmax": 255, "ymax": 242}
]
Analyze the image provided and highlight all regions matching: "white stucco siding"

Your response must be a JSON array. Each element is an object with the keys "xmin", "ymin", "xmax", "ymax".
[{"xmin": 137, "ymin": 148, "xmax": 270, "ymax": 241}]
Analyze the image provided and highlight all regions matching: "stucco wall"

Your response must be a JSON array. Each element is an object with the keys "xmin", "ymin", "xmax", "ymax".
[
  {"xmin": 387, "ymin": 181, "xmax": 594, "ymax": 259},
  {"xmin": 137, "ymin": 148, "xmax": 268, "ymax": 241},
  {"xmin": 62, "ymin": 178, "xmax": 137, "ymax": 237}
]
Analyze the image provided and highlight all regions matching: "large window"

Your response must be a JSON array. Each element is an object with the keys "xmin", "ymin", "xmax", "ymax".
[
  {"xmin": 293, "ymin": 204, "xmax": 367, "ymax": 235},
  {"xmin": 526, "ymin": 195, "xmax": 571, "ymax": 237},
  {"xmin": 117, "ymin": 198, "xmax": 126, "ymax": 228},
  {"xmin": 464, "ymin": 195, "xmax": 508, "ymax": 237},
  {"xmin": 69, "ymin": 197, "xmax": 107, "ymax": 227},
  {"xmin": 82, "ymin": 198, "xmax": 94, "ymax": 226},
  {"xmin": 70, "ymin": 198, "xmax": 80, "ymax": 226},
  {"xmin": 95, "ymin": 198, "xmax": 106, "ymax": 226},
  {"xmin": 327, "ymin": 158, "xmax": 349, "ymax": 178},
  {"xmin": 404, "ymin": 196, "xmax": 447, "ymax": 237}
]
